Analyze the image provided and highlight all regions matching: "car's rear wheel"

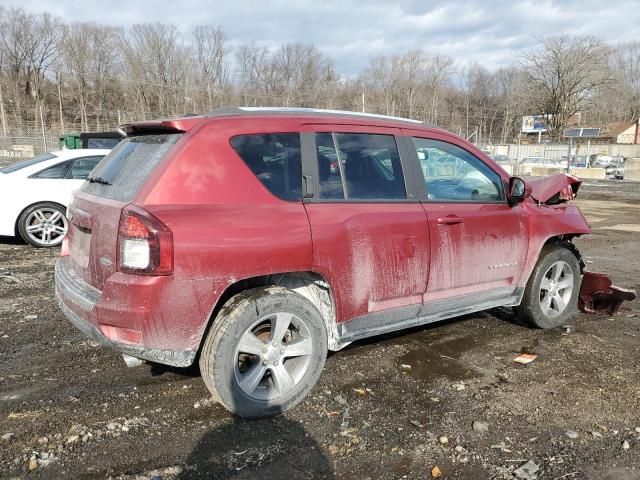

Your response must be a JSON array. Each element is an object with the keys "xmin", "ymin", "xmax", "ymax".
[
  {"xmin": 515, "ymin": 245, "xmax": 581, "ymax": 329},
  {"xmin": 199, "ymin": 286, "xmax": 327, "ymax": 418},
  {"xmin": 18, "ymin": 202, "xmax": 68, "ymax": 248}
]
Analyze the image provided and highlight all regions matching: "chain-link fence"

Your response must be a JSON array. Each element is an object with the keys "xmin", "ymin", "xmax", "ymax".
[{"xmin": 0, "ymin": 121, "xmax": 122, "ymax": 159}]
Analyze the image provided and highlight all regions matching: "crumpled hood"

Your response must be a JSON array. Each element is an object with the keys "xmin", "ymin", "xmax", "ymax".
[{"xmin": 526, "ymin": 173, "xmax": 582, "ymax": 204}]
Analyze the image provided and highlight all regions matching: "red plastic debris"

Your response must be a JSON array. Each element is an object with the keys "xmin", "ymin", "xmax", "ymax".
[{"xmin": 579, "ymin": 272, "xmax": 637, "ymax": 315}]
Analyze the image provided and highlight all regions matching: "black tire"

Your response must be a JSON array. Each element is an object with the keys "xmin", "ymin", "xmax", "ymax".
[
  {"xmin": 17, "ymin": 202, "xmax": 68, "ymax": 248},
  {"xmin": 199, "ymin": 286, "xmax": 328, "ymax": 419},
  {"xmin": 515, "ymin": 245, "xmax": 581, "ymax": 329}
]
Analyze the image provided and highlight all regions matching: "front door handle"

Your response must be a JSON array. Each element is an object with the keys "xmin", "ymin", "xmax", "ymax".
[{"xmin": 436, "ymin": 215, "xmax": 464, "ymax": 225}]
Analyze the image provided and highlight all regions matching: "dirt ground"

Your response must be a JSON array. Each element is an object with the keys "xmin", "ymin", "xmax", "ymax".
[{"xmin": 0, "ymin": 179, "xmax": 639, "ymax": 480}]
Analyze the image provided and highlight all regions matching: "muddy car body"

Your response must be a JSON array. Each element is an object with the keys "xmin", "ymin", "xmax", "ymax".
[{"xmin": 56, "ymin": 107, "xmax": 621, "ymax": 418}]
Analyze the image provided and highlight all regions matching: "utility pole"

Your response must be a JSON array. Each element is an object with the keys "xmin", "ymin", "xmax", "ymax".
[
  {"xmin": 361, "ymin": 88, "xmax": 365, "ymax": 113},
  {"xmin": 0, "ymin": 82, "xmax": 7, "ymax": 136},
  {"xmin": 39, "ymin": 104, "xmax": 48, "ymax": 152}
]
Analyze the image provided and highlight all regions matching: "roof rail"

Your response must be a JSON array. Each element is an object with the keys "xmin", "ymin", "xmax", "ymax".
[{"xmin": 205, "ymin": 106, "xmax": 428, "ymax": 125}]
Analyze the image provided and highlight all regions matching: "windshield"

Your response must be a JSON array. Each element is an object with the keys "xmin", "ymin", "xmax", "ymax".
[
  {"xmin": 0, "ymin": 153, "xmax": 57, "ymax": 174},
  {"xmin": 80, "ymin": 133, "xmax": 182, "ymax": 201}
]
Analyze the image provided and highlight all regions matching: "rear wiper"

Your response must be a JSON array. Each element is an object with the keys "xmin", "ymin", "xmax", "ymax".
[{"xmin": 87, "ymin": 176, "xmax": 111, "ymax": 185}]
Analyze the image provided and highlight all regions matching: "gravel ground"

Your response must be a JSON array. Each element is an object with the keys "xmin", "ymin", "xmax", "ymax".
[{"xmin": 0, "ymin": 180, "xmax": 639, "ymax": 480}]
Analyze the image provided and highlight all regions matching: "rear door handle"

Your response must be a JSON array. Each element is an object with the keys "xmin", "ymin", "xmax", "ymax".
[{"xmin": 436, "ymin": 215, "xmax": 464, "ymax": 225}]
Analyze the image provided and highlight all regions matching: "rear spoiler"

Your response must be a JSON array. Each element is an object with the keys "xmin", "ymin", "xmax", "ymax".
[{"xmin": 119, "ymin": 117, "xmax": 203, "ymax": 137}]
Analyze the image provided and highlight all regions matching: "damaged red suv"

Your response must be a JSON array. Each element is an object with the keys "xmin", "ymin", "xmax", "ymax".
[{"xmin": 55, "ymin": 107, "xmax": 631, "ymax": 418}]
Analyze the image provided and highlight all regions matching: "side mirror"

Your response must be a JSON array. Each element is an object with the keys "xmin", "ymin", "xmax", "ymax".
[{"xmin": 508, "ymin": 177, "xmax": 529, "ymax": 205}]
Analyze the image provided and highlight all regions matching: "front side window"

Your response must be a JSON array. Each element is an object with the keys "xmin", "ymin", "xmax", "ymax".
[
  {"xmin": 317, "ymin": 133, "xmax": 406, "ymax": 200},
  {"xmin": 413, "ymin": 138, "xmax": 503, "ymax": 202},
  {"xmin": 230, "ymin": 133, "xmax": 302, "ymax": 201},
  {"xmin": 30, "ymin": 160, "xmax": 72, "ymax": 179}
]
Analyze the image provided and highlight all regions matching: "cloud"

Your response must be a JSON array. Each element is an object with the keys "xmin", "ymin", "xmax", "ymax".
[{"xmin": 8, "ymin": 0, "xmax": 640, "ymax": 75}]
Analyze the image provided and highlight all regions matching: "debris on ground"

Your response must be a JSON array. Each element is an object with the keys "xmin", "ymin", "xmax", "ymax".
[
  {"xmin": 438, "ymin": 436, "xmax": 449, "ymax": 445},
  {"xmin": 431, "ymin": 465, "xmax": 442, "ymax": 477},
  {"xmin": 565, "ymin": 430, "xmax": 579, "ymax": 439},
  {"xmin": 578, "ymin": 271, "xmax": 637, "ymax": 315},
  {"xmin": 472, "ymin": 420, "xmax": 489, "ymax": 433},
  {"xmin": 513, "ymin": 353, "xmax": 537, "ymax": 365},
  {"xmin": 513, "ymin": 460, "xmax": 540, "ymax": 479},
  {"xmin": 623, "ymin": 440, "xmax": 630, "ymax": 450}
]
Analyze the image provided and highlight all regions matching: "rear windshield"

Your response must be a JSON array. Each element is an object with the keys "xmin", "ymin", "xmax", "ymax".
[
  {"xmin": 80, "ymin": 134, "xmax": 182, "ymax": 201},
  {"xmin": 0, "ymin": 153, "xmax": 57, "ymax": 174}
]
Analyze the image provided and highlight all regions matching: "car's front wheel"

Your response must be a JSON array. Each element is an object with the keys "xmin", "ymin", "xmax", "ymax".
[
  {"xmin": 515, "ymin": 245, "xmax": 581, "ymax": 329},
  {"xmin": 17, "ymin": 202, "xmax": 68, "ymax": 248},
  {"xmin": 199, "ymin": 286, "xmax": 328, "ymax": 418}
]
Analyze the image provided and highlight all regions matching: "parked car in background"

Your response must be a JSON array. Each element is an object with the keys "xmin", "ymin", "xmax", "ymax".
[
  {"xmin": 605, "ymin": 157, "xmax": 625, "ymax": 179},
  {"xmin": 490, "ymin": 154, "xmax": 513, "ymax": 165},
  {"xmin": 561, "ymin": 155, "xmax": 587, "ymax": 168},
  {"xmin": 593, "ymin": 154, "xmax": 624, "ymax": 168},
  {"xmin": 518, "ymin": 157, "xmax": 563, "ymax": 174},
  {"xmin": 55, "ymin": 107, "xmax": 595, "ymax": 419},
  {"xmin": 0, "ymin": 149, "xmax": 110, "ymax": 247}
]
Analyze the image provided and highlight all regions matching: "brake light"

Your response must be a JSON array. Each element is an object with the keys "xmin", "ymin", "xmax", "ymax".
[{"xmin": 117, "ymin": 205, "xmax": 173, "ymax": 275}]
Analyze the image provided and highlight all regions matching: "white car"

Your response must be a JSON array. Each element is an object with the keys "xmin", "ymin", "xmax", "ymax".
[{"xmin": 0, "ymin": 149, "xmax": 110, "ymax": 247}]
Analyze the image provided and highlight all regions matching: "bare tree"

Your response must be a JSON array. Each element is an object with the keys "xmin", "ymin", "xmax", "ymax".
[
  {"xmin": 611, "ymin": 41, "xmax": 640, "ymax": 121},
  {"xmin": 0, "ymin": 8, "xmax": 635, "ymax": 148},
  {"xmin": 521, "ymin": 35, "xmax": 611, "ymax": 139},
  {"xmin": 193, "ymin": 25, "xmax": 229, "ymax": 110},
  {"xmin": 424, "ymin": 54, "xmax": 454, "ymax": 123}
]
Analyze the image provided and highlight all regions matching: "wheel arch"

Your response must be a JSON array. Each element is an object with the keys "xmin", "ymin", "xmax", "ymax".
[
  {"xmin": 541, "ymin": 235, "xmax": 585, "ymax": 273},
  {"xmin": 520, "ymin": 233, "xmax": 586, "ymax": 290},
  {"xmin": 196, "ymin": 271, "xmax": 341, "ymax": 360}
]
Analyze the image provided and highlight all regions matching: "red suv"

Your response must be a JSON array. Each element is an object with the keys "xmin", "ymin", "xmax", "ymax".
[{"xmin": 55, "ymin": 107, "xmax": 592, "ymax": 418}]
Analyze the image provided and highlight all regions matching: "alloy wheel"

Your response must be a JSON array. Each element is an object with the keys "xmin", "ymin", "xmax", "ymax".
[
  {"xmin": 539, "ymin": 260, "xmax": 574, "ymax": 317},
  {"xmin": 25, "ymin": 208, "xmax": 68, "ymax": 246},
  {"xmin": 234, "ymin": 312, "xmax": 313, "ymax": 401}
]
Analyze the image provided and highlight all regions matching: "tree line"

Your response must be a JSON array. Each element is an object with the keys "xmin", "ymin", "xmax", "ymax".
[{"xmin": 0, "ymin": 6, "xmax": 638, "ymax": 143}]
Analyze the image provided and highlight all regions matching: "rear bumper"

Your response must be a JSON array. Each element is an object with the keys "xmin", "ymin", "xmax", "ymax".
[{"xmin": 54, "ymin": 257, "xmax": 196, "ymax": 367}]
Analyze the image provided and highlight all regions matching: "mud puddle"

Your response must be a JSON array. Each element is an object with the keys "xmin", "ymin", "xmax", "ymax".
[{"xmin": 398, "ymin": 334, "xmax": 482, "ymax": 383}]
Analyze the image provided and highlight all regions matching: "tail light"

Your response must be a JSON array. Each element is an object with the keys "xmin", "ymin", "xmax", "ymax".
[{"xmin": 117, "ymin": 205, "xmax": 173, "ymax": 275}]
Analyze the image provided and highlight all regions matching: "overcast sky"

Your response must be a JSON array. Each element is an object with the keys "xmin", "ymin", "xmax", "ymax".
[{"xmin": 8, "ymin": 0, "xmax": 640, "ymax": 75}]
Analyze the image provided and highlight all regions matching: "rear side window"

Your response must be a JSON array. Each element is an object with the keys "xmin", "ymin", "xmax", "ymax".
[
  {"xmin": 66, "ymin": 156, "xmax": 104, "ymax": 179},
  {"xmin": 230, "ymin": 133, "xmax": 302, "ymax": 201},
  {"xmin": 30, "ymin": 160, "xmax": 71, "ymax": 179},
  {"xmin": 80, "ymin": 134, "xmax": 182, "ymax": 202},
  {"xmin": 316, "ymin": 133, "xmax": 406, "ymax": 200}
]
